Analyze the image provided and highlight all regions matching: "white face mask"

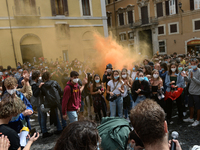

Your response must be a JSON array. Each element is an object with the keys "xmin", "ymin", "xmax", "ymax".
[
  {"xmin": 39, "ymin": 77, "xmax": 42, "ymax": 80},
  {"xmin": 107, "ymin": 69, "xmax": 111, "ymax": 73},
  {"xmin": 7, "ymin": 89, "xmax": 16, "ymax": 95},
  {"xmin": 171, "ymin": 68, "xmax": 176, "ymax": 72},
  {"xmin": 73, "ymin": 78, "xmax": 79, "ymax": 83},
  {"xmin": 122, "ymin": 74, "xmax": 127, "ymax": 79},
  {"xmin": 153, "ymin": 74, "xmax": 159, "ymax": 79}
]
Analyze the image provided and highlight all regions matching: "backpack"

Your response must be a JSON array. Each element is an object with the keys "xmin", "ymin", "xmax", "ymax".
[{"xmin": 43, "ymin": 81, "xmax": 61, "ymax": 108}]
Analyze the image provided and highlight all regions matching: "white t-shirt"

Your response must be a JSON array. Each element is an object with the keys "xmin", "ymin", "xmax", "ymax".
[
  {"xmin": 108, "ymin": 80, "xmax": 124, "ymax": 95},
  {"xmin": 131, "ymin": 72, "xmax": 137, "ymax": 80}
]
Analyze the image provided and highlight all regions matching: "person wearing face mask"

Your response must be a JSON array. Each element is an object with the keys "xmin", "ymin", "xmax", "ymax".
[
  {"xmin": 107, "ymin": 70, "xmax": 124, "ymax": 118},
  {"xmin": 103, "ymin": 64, "xmax": 113, "ymax": 89},
  {"xmin": 150, "ymin": 69, "xmax": 165, "ymax": 111},
  {"xmin": 131, "ymin": 71, "xmax": 150, "ymax": 108},
  {"xmin": 121, "ymin": 68, "xmax": 133, "ymax": 119},
  {"xmin": 90, "ymin": 74, "xmax": 107, "ymax": 122},
  {"xmin": 165, "ymin": 63, "xmax": 185, "ymax": 123},
  {"xmin": 62, "ymin": 71, "xmax": 81, "ymax": 123},
  {"xmin": 30, "ymin": 71, "xmax": 53, "ymax": 138},
  {"xmin": 182, "ymin": 59, "xmax": 200, "ymax": 126},
  {"xmin": 131, "ymin": 65, "xmax": 138, "ymax": 81},
  {"xmin": 159, "ymin": 62, "xmax": 168, "ymax": 92},
  {"xmin": 2, "ymin": 77, "xmax": 33, "ymax": 134},
  {"xmin": 2, "ymin": 69, "xmax": 9, "ymax": 80}
]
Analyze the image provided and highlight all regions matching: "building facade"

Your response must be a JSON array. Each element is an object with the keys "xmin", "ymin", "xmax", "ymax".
[
  {"xmin": 106, "ymin": 0, "xmax": 200, "ymax": 56},
  {"xmin": 0, "ymin": 0, "xmax": 108, "ymax": 67}
]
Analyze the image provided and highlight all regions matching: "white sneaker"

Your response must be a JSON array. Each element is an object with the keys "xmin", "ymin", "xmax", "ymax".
[
  {"xmin": 183, "ymin": 117, "xmax": 194, "ymax": 123},
  {"xmin": 191, "ymin": 120, "xmax": 200, "ymax": 127}
]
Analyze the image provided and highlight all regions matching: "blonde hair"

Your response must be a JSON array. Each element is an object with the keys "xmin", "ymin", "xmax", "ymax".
[
  {"xmin": 152, "ymin": 69, "xmax": 162, "ymax": 81},
  {"xmin": 0, "ymin": 94, "xmax": 26, "ymax": 119},
  {"xmin": 4, "ymin": 77, "xmax": 17, "ymax": 89}
]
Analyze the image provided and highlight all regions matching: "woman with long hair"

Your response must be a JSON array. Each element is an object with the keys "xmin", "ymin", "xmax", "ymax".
[
  {"xmin": 90, "ymin": 74, "xmax": 107, "ymax": 122},
  {"xmin": 121, "ymin": 68, "xmax": 133, "ymax": 119},
  {"xmin": 165, "ymin": 63, "xmax": 185, "ymax": 123},
  {"xmin": 107, "ymin": 70, "xmax": 124, "ymax": 118},
  {"xmin": 150, "ymin": 69, "xmax": 165, "ymax": 111},
  {"xmin": 143, "ymin": 65, "xmax": 152, "ymax": 76}
]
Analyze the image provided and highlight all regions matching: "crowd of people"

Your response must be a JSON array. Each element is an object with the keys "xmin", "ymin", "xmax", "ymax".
[{"xmin": 0, "ymin": 51, "xmax": 200, "ymax": 150}]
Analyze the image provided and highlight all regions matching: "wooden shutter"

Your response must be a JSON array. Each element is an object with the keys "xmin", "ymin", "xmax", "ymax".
[
  {"xmin": 107, "ymin": 16, "xmax": 111, "ymax": 27},
  {"xmin": 195, "ymin": 20, "xmax": 200, "ymax": 30},
  {"xmin": 156, "ymin": 2, "xmax": 163, "ymax": 18},
  {"xmin": 190, "ymin": 0, "xmax": 194, "ymax": 10},
  {"xmin": 119, "ymin": 13, "xmax": 124, "ymax": 25},
  {"xmin": 51, "ymin": 0, "xmax": 57, "ymax": 16},
  {"xmin": 141, "ymin": 6, "xmax": 148, "ymax": 24},
  {"xmin": 128, "ymin": 11, "xmax": 133, "ymax": 24},
  {"xmin": 30, "ymin": 0, "xmax": 37, "ymax": 15},
  {"xmin": 63, "ymin": 0, "xmax": 69, "ymax": 16},
  {"xmin": 165, "ymin": 1, "xmax": 169, "ymax": 16},
  {"xmin": 175, "ymin": 0, "xmax": 178, "ymax": 14}
]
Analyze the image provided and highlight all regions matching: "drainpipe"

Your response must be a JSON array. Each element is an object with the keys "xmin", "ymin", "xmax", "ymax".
[{"xmin": 6, "ymin": 0, "xmax": 17, "ymax": 66}]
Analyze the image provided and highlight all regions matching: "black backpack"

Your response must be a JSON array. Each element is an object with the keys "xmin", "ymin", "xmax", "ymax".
[{"xmin": 43, "ymin": 81, "xmax": 61, "ymax": 108}]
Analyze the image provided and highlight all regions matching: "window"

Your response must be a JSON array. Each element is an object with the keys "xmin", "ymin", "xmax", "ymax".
[
  {"xmin": 158, "ymin": 26, "xmax": 165, "ymax": 35},
  {"xmin": 194, "ymin": 0, "xmax": 200, "ymax": 10},
  {"xmin": 169, "ymin": 0, "xmax": 176, "ymax": 15},
  {"xmin": 168, "ymin": 22, "xmax": 179, "ymax": 35},
  {"xmin": 106, "ymin": 0, "xmax": 110, "ymax": 5},
  {"xmin": 82, "ymin": 0, "xmax": 91, "ymax": 16},
  {"xmin": 107, "ymin": 16, "xmax": 111, "ymax": 27},
  {"xmin": 119, "ymin": 13, "xmax": 124, "ymax": 26},
  {"xmin": 156, "ymin": 2, "xmax": 163, "ymax": 18},
  {"xmin": 119, "ymin": 33, "xmax": 126, "ymax": 41},
  {"xmin": 159, "ymin": 41, "xmax": 166, "ymax": 53},
  {"xmin": 128, "ymin": 32, "xmax": 134, "ymax": 40},
  {"xmin": 51, "ymin": 0, "xmax": 69, "ymax": 16},
  {"xmin": 55, "ymin": 23, "xmax": 70, "ymax": 39},
  {"xmin": 14, "ymin": 0, "xmax": 37, "ymax": 16},
  {"xmin": 193, "ymin": 19, "xmax": 200, "ymax": 31},
  {"xmin": 141, "ymin": 6, "xmax": 149, "ymax": 25},
  {"xmin": 127, "ymin": 10, "xmax": 134, "ymax": 24}
]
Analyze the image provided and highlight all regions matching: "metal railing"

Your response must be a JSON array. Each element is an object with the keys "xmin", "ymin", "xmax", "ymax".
[{"xmin": 13, "ymin": 6, "xmax": 41, "ymax": 17}]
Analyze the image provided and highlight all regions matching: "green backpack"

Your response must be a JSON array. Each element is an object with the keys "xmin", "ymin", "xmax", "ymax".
[{"xmin": 97, "ymin": 117, "xmax": 131, "ymax": 150}]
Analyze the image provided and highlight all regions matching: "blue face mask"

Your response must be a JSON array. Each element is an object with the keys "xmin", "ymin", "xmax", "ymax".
[
  {"xmin": 114, "ymin": 76, "xmax": 119, "ymax": 80},
  {"xmin": 178, "ymin": 67, "xmax": 183, "ymax": 72},
  {"xmin": 161, "ymin": 68, "xmax": 164, "ymax": 71},
  {"xmin": 95, "ymin": 79, "xmax": 100, "ymax": 83},
  {"xmin": 165, "ymin": 61, "xmax": 168, "ymax": 64},
  {"xmin": 189, "ymin": 63, "xmax": 191, "ymax": 66},
  {"xmin": 192, "ymin": 65, "xmax": 197, "ymax": 70},
  {"xmin": 139, "ymin": 77, "xmax": 144, "ymax": 81},
  {"xmin": 127, "ymin": 143, "xmax": 134, "ymax": 150},
  {"xmin": 133, "ymin": 68, "xmax": 135, "ymax": 71}
]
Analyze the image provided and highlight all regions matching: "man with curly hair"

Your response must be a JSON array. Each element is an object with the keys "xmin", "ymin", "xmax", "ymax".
[
  {"xmin": 3, "ymin": 77, "xmax": 33, "ymax": 133},
  {"xmin": 0, "ymin": 95, "xmax": 39, "ymax": 150}
]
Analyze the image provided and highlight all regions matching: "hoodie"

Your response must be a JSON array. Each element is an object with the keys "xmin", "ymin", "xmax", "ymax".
[{"xmin": 62, "ymin": 80, "xmax": 81, "ymax": 115}]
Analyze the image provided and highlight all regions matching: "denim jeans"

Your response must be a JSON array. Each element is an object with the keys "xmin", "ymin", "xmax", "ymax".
[
  {"xmin": 37, "ymin": 106, "xmax": 47, "ymax": 133},
  {"xmin": 67, "ymin": 111, "xmax": 78, "ymax": 123},
  {"xmin": 129, "ymin": 93, "xmax": 134, "ymax": 109},
  {"xmin": 56, "ymin": 105, "xmax": 67, "ymax": 131},
  {"xmin": 109, "ymin": 96, "xmax": 123, "ymax": 118},
  {"xmin": 133, "ymin": 95, "xmax": 146, "ymax": 108}
]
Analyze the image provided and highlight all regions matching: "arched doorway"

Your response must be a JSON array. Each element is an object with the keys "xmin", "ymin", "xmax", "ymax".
[{"xmin": 20, "ymin": 34, "xmax": 44, "ymax": 63}]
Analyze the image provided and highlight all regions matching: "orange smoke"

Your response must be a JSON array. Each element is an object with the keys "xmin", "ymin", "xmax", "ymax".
[{"xmin": 93, "ymin": 32, "xmax": 145, "ymax": 72}]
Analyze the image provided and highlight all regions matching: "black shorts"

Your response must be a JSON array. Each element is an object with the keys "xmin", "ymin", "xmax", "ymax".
[{"xmin": 188, "ymin": 95, "xmax": 200, "ymax": 109}]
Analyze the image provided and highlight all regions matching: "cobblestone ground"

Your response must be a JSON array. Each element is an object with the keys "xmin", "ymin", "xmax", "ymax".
[{"xmin": 30, "ymin": 105, "xmax": 200, "ymax": 150}]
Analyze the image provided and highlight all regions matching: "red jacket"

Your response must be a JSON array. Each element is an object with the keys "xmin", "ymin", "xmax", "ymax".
[{"xmin": 62, "ymin": 80, "xmax": 81, "ymax": 115}]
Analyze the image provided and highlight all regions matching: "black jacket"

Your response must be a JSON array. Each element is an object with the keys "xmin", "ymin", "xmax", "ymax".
[
  {"xmin": 131, "ymin": 80, "xmax": 150, "ymax": 102},
  {"xmin": 41, "ymin": 80, "xmax": 63, "ymax": 107},
  {"xmin": 31, "ymin": 80, "xmax": 44, "ymax": 107},
  {"xmin": 102, "ymin": 73, "xmax": 112, "ymax": 88}
]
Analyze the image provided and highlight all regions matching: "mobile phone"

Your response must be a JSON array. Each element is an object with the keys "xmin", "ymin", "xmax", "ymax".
[{"xmin": 30, "ymin": 128, "xmax": 36, "ymax": 137}]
